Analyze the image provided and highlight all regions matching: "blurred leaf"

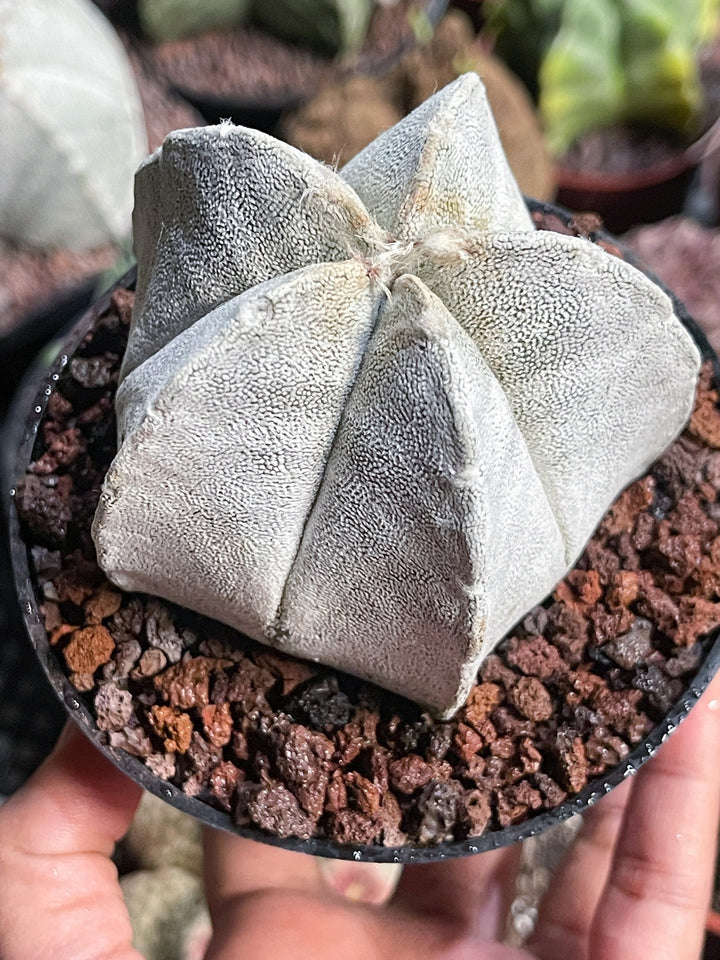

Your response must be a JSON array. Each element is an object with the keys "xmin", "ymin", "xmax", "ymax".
[
  {"xmin": 250, "ymin": 0, "xmax": 375, "ymax": 57},
  {"xmin": 539, "ymin": 0, "xmax": 624, "ymax": 154},
  {"xmin": 620, "ymin": 0, "xmax": 706, "ymax": 135},
  {"xmin": 484, "ymin": 0, "xmax": 565, "ymax": 96},
  {"xmin": 408, "ymin": 8, "xmax": 435, "ymax": 45},
  {"xmin": 529, "ymin": 0, "xmax": 720, "ymax": 154},
  {"xmin": 138, "ymin": 0, "xmax": 251, "ymax": 42}
]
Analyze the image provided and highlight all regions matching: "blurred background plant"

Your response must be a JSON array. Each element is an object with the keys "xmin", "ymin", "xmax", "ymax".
[
  {"xmin": 0, "ymin": 0, "xmax": 147, "ymax": 252},
  {"xmin": 485, "ymin": 0, "xmax": 720, "ymax": 155},
  {"xmin": 0, "ymin": 0, "xmax": 147, "ymax": 349},
  {"xmin": 477, "ymin": 0, "xmax": 720, "ymax": 230},
  {"xmin": 0, "ymin": 0, "xmax": 202, "ymax": 381},
  {"xmin": 136, "ymin": 0, "xmax": 378, "ymax": 57}
]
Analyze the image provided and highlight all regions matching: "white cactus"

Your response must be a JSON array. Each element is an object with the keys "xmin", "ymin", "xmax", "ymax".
[
  {"xmin": 0, "ymin": 0, "xmax": 148, "ymax": 250},
  {"xmin": 93, "ymin": 75, "xmax": 700, "ymax": 717}
]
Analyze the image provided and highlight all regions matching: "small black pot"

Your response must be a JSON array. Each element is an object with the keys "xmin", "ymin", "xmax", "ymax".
[
  {"xmin": 0, "ymin": 279, "xmax": 99, "ymax": 411},
  {"xmin": 6, "ymin": 202, "xmax": 720, "ymax": 862},
  {"xmin": 113, "ymin": 0, "xmax": 450, "ymax": 134}
]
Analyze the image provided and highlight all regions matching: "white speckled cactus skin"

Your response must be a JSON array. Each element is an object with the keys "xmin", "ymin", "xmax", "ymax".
[
  {"xmin": 0, "ymin": 0, "xmax": 147, "ymax": 250},
  {"xmin": 93, "ymin": 75, "xmax": 701, "ymax": 717}
]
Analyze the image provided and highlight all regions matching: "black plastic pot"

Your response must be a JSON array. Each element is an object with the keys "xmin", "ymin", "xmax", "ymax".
[
  {"xmin": 0, "ymin": 500, "xmax": 66, "ymax": 799},
  {"xmin": 6, "ymin": 202, "xmax": 720, "ymax": 861},
  {"xmin": 0, "ymin": 292, "xmax": 98, "ymax": 798},
  {"xmin": 116, "ymin": 0, "xmax": 450, "ymax": 133},
  {"xmin": 0, "ymin": 279, "xmax": 99, "ymax": 411}
]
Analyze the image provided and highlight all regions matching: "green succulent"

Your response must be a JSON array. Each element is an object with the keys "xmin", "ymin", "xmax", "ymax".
[
  {"xmin": 138, "ymin": 0, "xmax": 251, "ymax": 43},
  {"xmin": 251, "ymin": 0, "xmax": 375, "ymax": 57},
  {"xmin": 486, "ymin": 0, "xmax": 720, "ymax": 154},
  {"xmin": 484, "ymin": 0, "xmax": 565, "ymax": 98},
  {"xmin": 138, "ymin": 0, "xmax": 376, "ymax": 57}
]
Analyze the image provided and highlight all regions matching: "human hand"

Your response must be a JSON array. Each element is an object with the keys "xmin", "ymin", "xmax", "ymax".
[{"xmin": 1, "ymin": 670, "xmax": 719, "ymax": 960}]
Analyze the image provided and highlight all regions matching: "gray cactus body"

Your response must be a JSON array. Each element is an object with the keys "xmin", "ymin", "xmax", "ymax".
[{"xmin": 93, "ymin": 75, "xmax": 700, "ymax": 717}]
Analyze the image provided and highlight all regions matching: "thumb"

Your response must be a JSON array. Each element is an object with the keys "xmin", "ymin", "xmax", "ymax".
[{"xmin": 0, "ymin": 721, "xmax": 143, "ymax": 960}]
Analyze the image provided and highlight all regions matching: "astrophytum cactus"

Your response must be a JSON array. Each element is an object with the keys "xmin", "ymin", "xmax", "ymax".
[
  {"xmin": 93, "ymin": 74, "xmax": 700, "ymax": 717},
  {"xmin": 0, "ymin": 0, "xmax": 147, "ymax": 249}
]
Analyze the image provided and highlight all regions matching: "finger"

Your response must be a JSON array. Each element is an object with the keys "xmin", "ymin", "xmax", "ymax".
[
  {"xmin": 204, "ymin": 877, "xmax": 528, "ymax": 960},
  {"xmin": 202, "ymin": 830, "xmax": 329, "ymax": 959},
  {"xmin": 204, "ymin": 880, "xmax": 450, "ymax": 960},
  {"xmin": 589, "ymin": 669, "xmax": 720, "ymax": 960},
  {"xmin": 201, "ymin": 829, "xmax": 400, "ymax": 960},
  {"xmin": 0, "ymin": 720, "xmax": 143, "ymax": 960},
  {"xmin": 202, "ymin": 829, "xmax": 325, "ymax": 906},
  {"xmin": 318, "ymin": 859, "xmax": 401, "ymax": 904},
  {"xmin": 528, "ymin": 778, "xmax": 633, "ymax": 960},
  {"xmin": 392, "ymin": 844, "xmax": 524, "ymax": 941},
  {"xmin": 202, "ymin": 830, "xmax": 527, "ymax": 959}
]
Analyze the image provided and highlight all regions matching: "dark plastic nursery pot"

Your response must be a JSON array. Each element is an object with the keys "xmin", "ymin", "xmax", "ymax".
[
  {"xmin": 555, "ymin": 155, "xmax": 698, "ymax": 236},
  {"xmin": 117, "ymin": 0, "xmax": 450, "ymax": 133},
  {"xmin": 6, "ymin": 200, "xmax": 720, "ymax": 863},
  {"xmin": 0, "ymin": 279, "xmax": 100, "ymax": 410}
]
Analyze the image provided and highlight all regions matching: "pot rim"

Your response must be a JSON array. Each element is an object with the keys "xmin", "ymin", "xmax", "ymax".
[
  {"xmin": 6, "ymin": 199, "xmax": 720, "ymax": 863},
  {"xmin": 554, "ymin": 113, "xmax": 720, "ymax": 194}
]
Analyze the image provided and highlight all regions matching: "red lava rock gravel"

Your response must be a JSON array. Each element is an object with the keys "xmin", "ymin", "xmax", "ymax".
[{"xmin": 15, "ymin": 215, "xmax": 720, "ymax": 848}]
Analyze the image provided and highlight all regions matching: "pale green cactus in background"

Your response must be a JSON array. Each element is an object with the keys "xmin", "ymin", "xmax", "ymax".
[
  {"xmin": 486, "ymin": 0, "xmax": 720, "ymax": 155},
  {"xmin": 138, "ymin": 0, "xmax": 377, "ymax": 57},
  {"xmin": 0, "ymin": 0, "xmax": 148, "ymax": 250},
  {"xmin": 251, "ymin": 0, "xmax": 376, "ymax": 57},
  {"xmin": 93, "ymin": 75, "xmax": 700, "ymax": 718},
  {"xmin": 539, "ymin": 0, "xmax": 720, "ymax": 154},
  {"xmin": 138, "ymin": 0, "xmax": 251, "ymax": 43}
]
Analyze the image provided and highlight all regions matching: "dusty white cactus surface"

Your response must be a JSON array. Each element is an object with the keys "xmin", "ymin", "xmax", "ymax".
[
  {"xmin": 0, "ymin": 0, "xmax": 147, "ymax": 249},
  {"xmin": 93, "ymin": 74, "xmax": 701, "ymax": 717}
]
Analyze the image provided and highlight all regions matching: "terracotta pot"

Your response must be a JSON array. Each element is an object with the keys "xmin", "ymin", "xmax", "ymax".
[{"xmin": 6, "ymin": 202, "xmax": 720, "ymax": 862}]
